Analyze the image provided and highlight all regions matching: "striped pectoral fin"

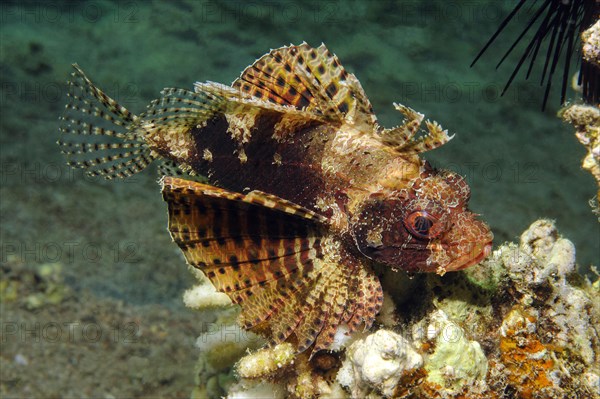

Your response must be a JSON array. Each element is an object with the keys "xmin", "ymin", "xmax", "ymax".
[
  {"xmin": 162, "ymin": 177, "xmax": 383, "ymax": 353},
  {"xmin": 196, "ymin": 235, "xmax": 320, "ymax": 297},
  {"xmin": 312, "ymin": 264, "xmax": 351, "ymax": 353},
  {"xmin": 344, "ymin": 265, "xmax": 383, "ymax": 333},
  {"xmin": 264, "ymin": 254, "xmax": 367, "ymax": 355},
  {"xmin": 292, "ymin": 260, "xmax": 343, "ymax": 354},
  {"xmin": 295, "ymin": 256, "xmax": 382, "ymax": 354},
  {"xmin": 237, "ymin": 268, "xmax": 312, "ymax": 331},
  {"xmin": 161, "ymin": 175, "xmax": 329, "ymax": 323},
  {"xmin": 233, "ymin": 240, "xmax": 381, "ymax": 355}
]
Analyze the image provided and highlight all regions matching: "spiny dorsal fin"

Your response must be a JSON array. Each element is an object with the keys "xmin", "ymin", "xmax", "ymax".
[
  {"xmin": 193, "ymin": 80, "xmax": 326, "ymax": 143},
  {"xmin": 58, "ymin": 64, "xmax": 155, "ymax": 179},
  {"xmin": 234, "ymin": 43, "xmax": 377, "ymax": 127},
  {"xmin": 204, "ymin": 43, "xmax": 376, "ymax": 128},
  {"xmin": 376, "ymin": 103, "xmax": 454, "ymax": 154}
]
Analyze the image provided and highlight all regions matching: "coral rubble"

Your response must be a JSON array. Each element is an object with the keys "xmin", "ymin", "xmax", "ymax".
[
  {"xmin": 560, "ymin": 103, "xmax": 600, "ymax": 219},
  {"xmin": 560, "ymin": 18, "xmax": 600, "ymax": 220},
  {"xmin": 582, "ymin": 20, "xmax": 600, "ymax": 69},
  {"xmin": 237, "ymin": 342, "xmax": 296, "ymax": 379},
  {"xmin": 337, "ymin": 330, "xmax": 423, "ymax": 397},
  {"xmin": 188, "ymin": 219, "xmax": 599, "ymax": 398}
]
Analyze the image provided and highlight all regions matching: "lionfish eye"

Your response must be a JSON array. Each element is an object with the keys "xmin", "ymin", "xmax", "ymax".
[{"xmin": 404, "ymin": 211, "xmax": 438, "ymax": 239}]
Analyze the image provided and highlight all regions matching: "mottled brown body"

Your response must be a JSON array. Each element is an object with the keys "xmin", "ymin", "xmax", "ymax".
[
  {"xmin": 59, "ymin": 43, "xmax": 493, "ymax": 353},
  {"xmin": 184, "ymin": 117, "xmax": 334, "ymax": 208},
  {"xmin": 155, "ymin": 114, "xmax": 415, "ymax": 210}
]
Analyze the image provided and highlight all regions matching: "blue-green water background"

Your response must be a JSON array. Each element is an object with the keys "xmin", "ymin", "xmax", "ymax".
[{"xmin": 2, "ymin": 0, "xmax": 598, "ymax": 309}]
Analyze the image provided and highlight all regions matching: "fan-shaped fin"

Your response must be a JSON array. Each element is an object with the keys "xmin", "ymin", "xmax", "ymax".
[
  {"xmin": 312, "ymin": 264, "xmax": 352, "ymax": 352},
  {"xmin": 161, "ymin": 177, "xmax": 383, "ymax": 354},
  {"xmin": 294, "ymin": 259, "xmax": 343, "ymax": 353},
  {"xmin": 344, "ymin": 266, "xmax": 383, "ymax": 333},
  {"xmin": 237, "ymin": 268, "xmax": 313, "ymax": 331},
  {"xmin": 161, "ymin": 176, "xmax": 326, "ymax": 323}
]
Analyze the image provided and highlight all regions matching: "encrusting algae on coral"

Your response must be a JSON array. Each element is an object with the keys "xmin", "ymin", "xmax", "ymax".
[
  {"xmin": 498, "ymin": 306, "xmax": 557, "ymax": 399},
  {"xmin": 415, "ymin": 310, "xmax": 488, "ymax": 394},
  {"xmin": 236, "ymin": 342, "xmax": 296, "ymax": 379}
]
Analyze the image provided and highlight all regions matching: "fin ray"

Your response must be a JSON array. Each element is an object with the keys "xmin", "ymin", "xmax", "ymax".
[
  {"xmin": 58, "ymin": 64, "xmax": 155, "ymax": 179},
  {"xmin": 162, "ymin": 177, "xmax": 384, "ymax": 352},
  {"xmin": 162, "ymin": 176, "xmax": 326, "ymax": 295},
  {"xmin": 141, "ymin": 88, "xmax": 224, "ymax": 149},
  {"xmin": 377, "ymin": 103, "xmax": 454, "ymax": 154},
  {"xmin": 230, "ymin": 43, "xmax": 377, "ymax": 128}
]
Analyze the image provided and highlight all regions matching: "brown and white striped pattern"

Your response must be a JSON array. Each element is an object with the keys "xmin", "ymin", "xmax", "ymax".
[
  {"xmin": 161, "ymin": 177, "xmax": 383, "ymax": 355},
  {"xmin": 161, "ymin": 177, "xmax": 324, "ymax": 314}
]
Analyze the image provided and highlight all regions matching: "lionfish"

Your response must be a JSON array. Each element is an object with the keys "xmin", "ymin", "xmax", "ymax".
[{"xmin": 59, "ymin": 43, "xmax": 493, "ymax": 354}]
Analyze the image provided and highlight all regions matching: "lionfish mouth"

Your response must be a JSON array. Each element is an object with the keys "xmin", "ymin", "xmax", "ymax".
[{"xmin": 445, "ymin": 241, "xmax": 493, "ymax": 272}]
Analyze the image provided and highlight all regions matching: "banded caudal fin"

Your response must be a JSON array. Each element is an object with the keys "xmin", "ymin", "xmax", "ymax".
[
  {"xmin": 58, "ymin": 64, "xmax": 155, "ymax": 179},
  {"xmin": 161, "ymin": 177, "xmax": 382, "ymax": 354}
]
